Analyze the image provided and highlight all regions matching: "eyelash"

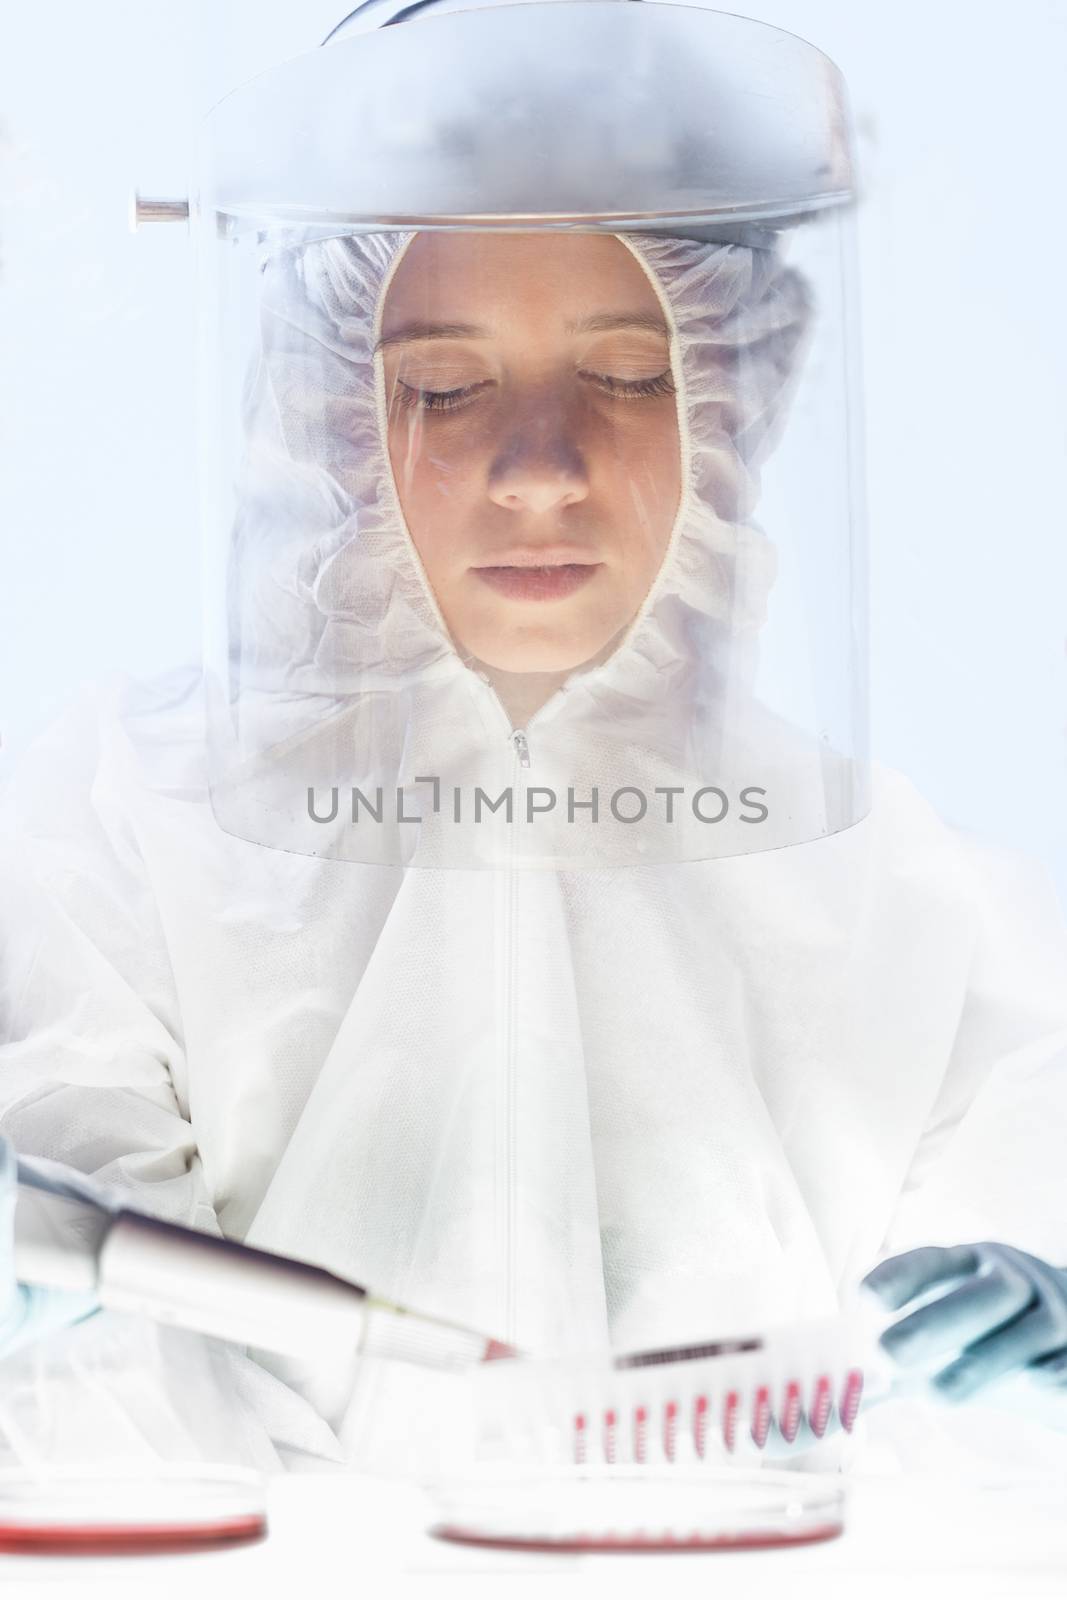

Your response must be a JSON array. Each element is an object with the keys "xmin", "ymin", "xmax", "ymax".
[{"xmin": 393, "ymin": 370, "xmax": 676, "ymax": 415}]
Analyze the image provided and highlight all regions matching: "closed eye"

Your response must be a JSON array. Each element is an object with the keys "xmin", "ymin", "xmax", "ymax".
[{"xmin": 393, "ymin": 370, "xmax": 676, "ymax": 415}]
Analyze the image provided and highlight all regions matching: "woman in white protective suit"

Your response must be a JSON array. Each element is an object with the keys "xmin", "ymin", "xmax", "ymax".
[{"xmin": 1, "ymin": 1, "xmax": 1067, "ymax": 1480}]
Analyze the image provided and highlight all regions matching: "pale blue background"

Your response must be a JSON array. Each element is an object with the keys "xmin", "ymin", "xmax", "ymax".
[{"xmin": 1, "ymin": 0, "xmax": 1065, "ymax": 894}]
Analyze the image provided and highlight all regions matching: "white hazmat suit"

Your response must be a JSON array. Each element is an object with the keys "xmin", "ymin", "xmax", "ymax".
[{"xmin": 2, "ymin": 222, "xmax": 1067, "ymax": 1479}]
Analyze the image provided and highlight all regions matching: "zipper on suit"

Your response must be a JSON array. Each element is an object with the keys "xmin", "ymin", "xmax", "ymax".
[
  {"xmin": 469, "ymin": 670, "xmax": 537, "ymax": 1348},
  {"xmin": 498, "ymin": 722, "xmax": 530, "ymax": 1345}
]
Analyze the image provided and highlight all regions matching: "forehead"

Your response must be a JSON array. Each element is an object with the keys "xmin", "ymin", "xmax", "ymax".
[{"xmin": 380, "ymin": 232, "xmax": 665, "ymax": 330}]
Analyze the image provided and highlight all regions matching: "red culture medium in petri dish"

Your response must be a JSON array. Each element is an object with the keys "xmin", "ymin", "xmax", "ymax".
[
  {"xmin": 433, "ymin": 1521, "xmax": 843, "ymax": 1554},
  {"xmin": 0, "ymin": 1467, "xmax": 268, "ymax": 1556},
  {"xmin": 428, "ymin": 1467, "xmax": 846, "ymax": 1552}
]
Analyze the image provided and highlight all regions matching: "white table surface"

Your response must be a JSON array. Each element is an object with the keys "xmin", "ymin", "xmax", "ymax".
[{"xmin": 0, "ymin": 1469, "xmax": 1065, "ymax": 1600}]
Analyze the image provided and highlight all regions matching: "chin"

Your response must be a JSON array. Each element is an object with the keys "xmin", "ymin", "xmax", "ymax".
[{"xmin": 472, "ymin": 630, "xmax": 613, "ymax": 675}]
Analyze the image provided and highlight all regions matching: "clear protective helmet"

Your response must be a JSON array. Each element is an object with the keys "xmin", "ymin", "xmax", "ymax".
[{"xmin": 194, "ymin": 0, "xmax": 869, "ymax": 868}]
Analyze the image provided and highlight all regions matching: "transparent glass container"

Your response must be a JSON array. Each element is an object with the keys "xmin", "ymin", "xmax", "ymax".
[
  {"xmin": 429, "ymin": 1464, "xmax": 845, "ymax": 1551},
  {"xmin": 0, "ymin": 1464, "xmax": 267, "ymax": 1556},
  {"xmin": 0, "ymin": 1315, "xmax": 271, "ymax": 1556}
]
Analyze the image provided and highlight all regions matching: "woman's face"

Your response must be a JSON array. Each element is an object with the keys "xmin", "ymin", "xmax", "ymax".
[{"xmin": 379, "ymin": 233, "xmax": 682, "ymax": 674}]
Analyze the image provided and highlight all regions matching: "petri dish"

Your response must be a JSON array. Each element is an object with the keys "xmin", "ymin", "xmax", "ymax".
[
  {"xmin": 429, "ymin": 1465, "xmax": 845, "ymax": 1552},
  {"xmin": 0, "ymin": 1463, "xmax": 268, "ymax": 1556}
]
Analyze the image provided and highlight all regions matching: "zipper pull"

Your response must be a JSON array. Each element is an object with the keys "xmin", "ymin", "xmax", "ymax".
[{"xmin": 512, "ymin": 729, "xmax": 531, "ymax": 769}]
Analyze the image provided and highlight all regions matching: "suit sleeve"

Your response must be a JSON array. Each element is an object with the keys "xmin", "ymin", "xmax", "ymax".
[
  {"xmin": 883, "ymin": 829, "xmax": 1067, "ymax": 1266},
  {"xmin": 0, "ymin": 681, "xmax": 345, "ymax": 1472}
]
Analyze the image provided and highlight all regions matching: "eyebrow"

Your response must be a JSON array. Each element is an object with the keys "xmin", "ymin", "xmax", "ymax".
[{"xmin": 373, "ymin": 311, "xmax": 670, "ymax": 355}]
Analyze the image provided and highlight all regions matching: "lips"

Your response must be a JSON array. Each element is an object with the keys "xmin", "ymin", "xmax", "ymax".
[{"xmin": 473, "ymin": 563, "xmax": 602, "ymax": 602}]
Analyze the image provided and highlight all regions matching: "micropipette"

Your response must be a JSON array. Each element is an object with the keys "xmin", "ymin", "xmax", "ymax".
[{"xmin": 13, "ymin": 1161, "xmax": 510, "ymax": 1371}]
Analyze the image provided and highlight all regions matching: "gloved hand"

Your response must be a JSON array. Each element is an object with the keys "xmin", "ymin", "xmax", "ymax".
[
  {"xmin": 0, "ymin": 1135, "xmax": 101, "ymax": 1359},
  {"xmin": 862, "ymin": 1242, "xmax": 1067, "ymax": 1403}
]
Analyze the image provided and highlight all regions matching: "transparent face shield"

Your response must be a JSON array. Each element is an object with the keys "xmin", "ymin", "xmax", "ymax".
[{"xmin": 197, "ymin": 1, "xmax": 868, "ymax": 868}]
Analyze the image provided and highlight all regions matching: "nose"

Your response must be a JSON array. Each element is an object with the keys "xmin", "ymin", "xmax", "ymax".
[{"xmin": 487, "ymin": 399, "xmax": 590, "ymax": 515}]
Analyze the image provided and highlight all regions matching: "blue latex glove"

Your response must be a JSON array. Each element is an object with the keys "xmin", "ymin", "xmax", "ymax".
[
  {"xmin": 862, "ymin": 1242, "xmax": 1067, "ymax": 1403},
  {"xmin": 0, "ymin": 1136, "xmax": 101, "ymax": 1359}
]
